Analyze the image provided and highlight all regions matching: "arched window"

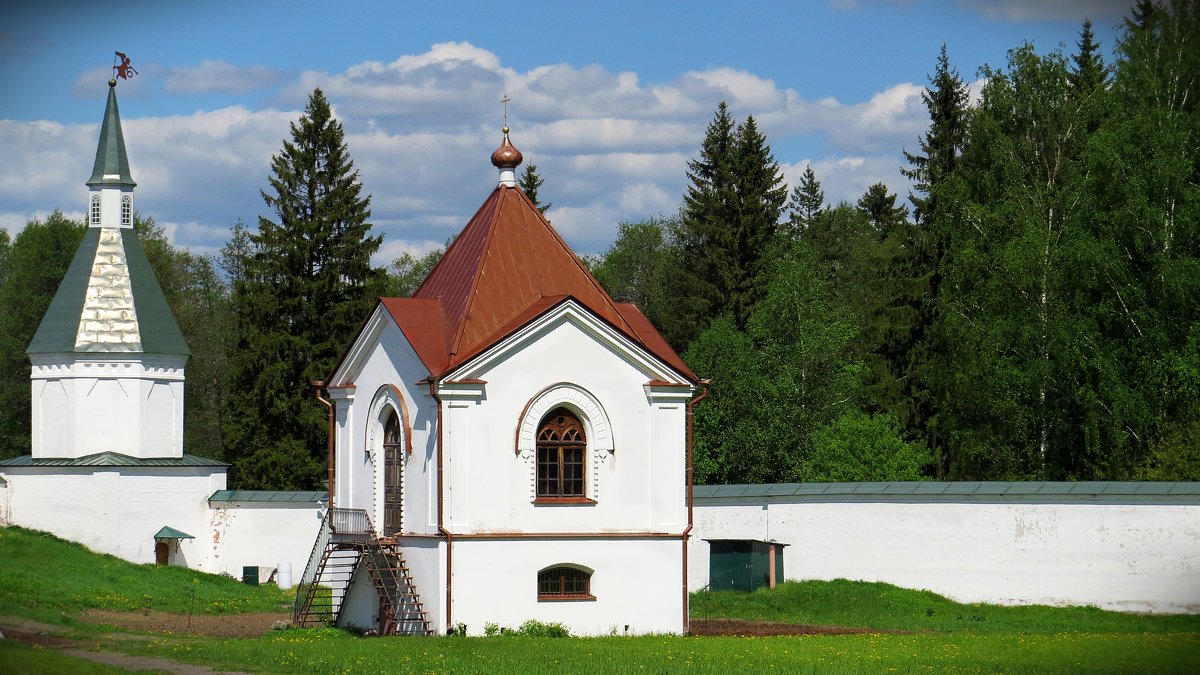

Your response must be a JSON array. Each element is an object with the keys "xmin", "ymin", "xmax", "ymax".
[
  {"xmin": 121, "ymin": 194, "xmax": 132, "ymax": 227},
  {"xmin": 537, "ymin": 565, "xmax": 594, "ymax": 601},
  {"xmin": 383, "ymin": 410, "xmax": 403, "ymax": 533},
  {"xmin": 536, "ymin": 408, "xmax": 585, "ymax": 498},
  {"xmin": 90, "ymin": 195, "xmax": 101, "ymax": 225}
]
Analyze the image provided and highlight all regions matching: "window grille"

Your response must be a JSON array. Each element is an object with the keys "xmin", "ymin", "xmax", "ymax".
[
  {"xmin": 537, "ymin": 566, "xmax": 593, "ymax": 600},
  {"xmin": 121, "ymin": 195, "xmax": 132, "ymax": 227},
  {"xmin": 536, "ymin": 408, "xmax": 586, "ymax": 497},
  {"xmin": 90, "ymin": 195, "xmax": 101, "ymax": 225}
]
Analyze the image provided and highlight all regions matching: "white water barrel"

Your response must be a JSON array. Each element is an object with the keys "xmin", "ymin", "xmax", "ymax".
[{"xmin": 277, "ymin": 562, "xmax": 293, "ymax": 589}]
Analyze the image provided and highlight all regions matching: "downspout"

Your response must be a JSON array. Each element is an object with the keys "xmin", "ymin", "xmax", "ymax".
[
  {"xmin": 682, "ymin": 378, "xmax": 710, "ymax": 634},
  {"xmin": 314, "ymin": 381, "xmax": 334, "ymax": 509},
  {"xmin": 428, "ymin": 380, "xmax": 453, "ymax": 633}
]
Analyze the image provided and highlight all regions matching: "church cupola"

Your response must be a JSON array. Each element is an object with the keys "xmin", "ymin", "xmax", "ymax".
[
  {"xmin": 26, "ymin": 77, "xmax": 190, "ymax": 460},
  {"xmin": 491, "ymin": 126, "xmax": 523, "ymax": 188}
]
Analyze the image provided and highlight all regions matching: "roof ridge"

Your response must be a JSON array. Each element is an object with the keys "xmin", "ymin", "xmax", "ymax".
[{"xmin": 448, "ymin": 188, "xmax": 506, "ymax": 359}]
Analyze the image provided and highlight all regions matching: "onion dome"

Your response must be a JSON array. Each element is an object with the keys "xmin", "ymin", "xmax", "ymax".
[{"xmin": 491, "ymin": 126, "xmax": 523, "ymax": 187}]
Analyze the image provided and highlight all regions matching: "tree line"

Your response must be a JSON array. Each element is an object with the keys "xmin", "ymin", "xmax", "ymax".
[
  {"xmin": 591, "ymin": 2, "xmax": 1199, "ymax": 483},
  {"xmin": 0, "ymin": 2, "xmax": 1193, "ymax": 487}
]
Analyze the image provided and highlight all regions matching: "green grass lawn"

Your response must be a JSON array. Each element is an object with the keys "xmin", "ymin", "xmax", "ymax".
[
  {"xmin": 2, "ymin": 525, "xmax": 1197, "ymax": 673},
  {"xmin": 108, "ymin": 628, "xmax": 1199, "ymax": 674}
]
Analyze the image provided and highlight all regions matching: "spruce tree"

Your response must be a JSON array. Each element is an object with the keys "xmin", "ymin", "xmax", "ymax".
[
  {"xmin": 857, "ymin": 182, "xmax": 909, "ymax": 233},
  {"xmin": 678, "ymin": 103, "xmax": 786, "ymax": 336},
  {"xmin": 897, "ymin": 45, "xmax": 971, "ymax": 475},
  {"xmin": 517, "ymin": 162, "xmax": 551, "ymax": 213},
  {"xmin": 1069, "ymin": 19, "xmax": 1108, "ymax": 97},
  {"xmin": 786, "ymin": 165, "xmax": 825, "ymax": 235},
  {"xmin": 224, "ymin": 88, "xmax": 385, "ymax": 490},
  {"xmin": 902, "ymin": 45, "xmax": 969, "ymax": 226}
]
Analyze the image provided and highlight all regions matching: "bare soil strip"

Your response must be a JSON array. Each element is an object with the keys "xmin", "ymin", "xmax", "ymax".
[{"xmin": 81, "ymin": 609, "xmax": 291, "ymax": 638}]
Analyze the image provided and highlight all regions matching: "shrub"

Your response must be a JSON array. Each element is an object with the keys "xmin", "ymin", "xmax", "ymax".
[{"xmin": 515, "ymin": 619, "xmax": 570, "ymax": 637}]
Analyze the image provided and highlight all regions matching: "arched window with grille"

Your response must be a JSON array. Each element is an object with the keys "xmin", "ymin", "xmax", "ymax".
[
  {"xmin": 537, "ymin": 565, "xmax": 594, "ymax": 601},
  {"xmin": 90, "ymin": 195, "xmax": 101, "ymax": 225},
  {"xmin": 536, "ymin": 407, "xmax": 586, "ymax": 499},
  {"xmin": 383, "ymin": 410, "xmax": 403, "ymax": 533}
]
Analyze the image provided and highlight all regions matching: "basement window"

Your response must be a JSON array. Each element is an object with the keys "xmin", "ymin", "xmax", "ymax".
[{"xmin": 537, "ymin": 565, "xmax": 594, "ymax": 601}]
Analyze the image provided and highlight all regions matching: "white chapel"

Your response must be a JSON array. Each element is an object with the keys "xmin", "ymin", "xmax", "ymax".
[{"xmin": 306, "ymin": 128, "xmax": 700, "ymax": 636}]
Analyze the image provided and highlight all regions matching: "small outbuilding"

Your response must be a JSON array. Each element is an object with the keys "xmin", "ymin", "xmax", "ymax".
[{"xmin": 705, "ymin": 539, "xmax": 788, "ymax": 592}]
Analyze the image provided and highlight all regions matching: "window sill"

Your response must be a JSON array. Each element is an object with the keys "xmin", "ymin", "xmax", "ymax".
[
  {"xmin": 537, "ymin": 594, "xmax": 596, "ymax": 602},
  {"xmin": 534, "ymin": 496, "xmax": 597, "ymax": 505}
]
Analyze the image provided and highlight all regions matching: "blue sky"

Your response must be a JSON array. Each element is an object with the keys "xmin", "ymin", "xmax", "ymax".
[{"xmin": 1, "ymin": 0, "xmax": 1133, "ymax": 262}]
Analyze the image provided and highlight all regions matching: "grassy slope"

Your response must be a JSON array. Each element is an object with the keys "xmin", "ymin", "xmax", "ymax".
[
  {"xmin": 3, "ymin": 525, "xmax": 1198, "ymax": 673},
  {"xmin": 0, "ymin": 526, "xmax": 292, "ymax": 624},
  {"xmin": 691, "ymin": 579, "xmax": 1200, "ymax": 634}
]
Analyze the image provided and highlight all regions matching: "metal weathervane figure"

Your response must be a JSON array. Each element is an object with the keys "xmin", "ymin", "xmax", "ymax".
[{"xmin": 113, "ymin": 51, "xmax": 138, "ymax": 82}]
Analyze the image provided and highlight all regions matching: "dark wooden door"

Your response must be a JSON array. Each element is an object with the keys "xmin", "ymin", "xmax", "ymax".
[{"xmin": 383, "ymin": 411, "xmax": 403, "ymax": 533}]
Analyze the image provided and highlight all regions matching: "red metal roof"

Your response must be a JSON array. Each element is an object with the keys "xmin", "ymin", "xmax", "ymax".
[{"xmin": 382, "ymin": 185, "xmax": 695, "ymax": 382}]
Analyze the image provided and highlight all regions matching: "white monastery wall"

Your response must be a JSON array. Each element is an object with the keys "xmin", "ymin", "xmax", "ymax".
[
  {"xmin": 690, "ymin": 497, "xmax": 1200, "ymax": 613},
  {"xmin": 1, "ymin": 467, "xmax": 223, "ymax": 570},
  {"xmin": 440, "ymin": 314, "xmax": 689, "ymax": 534},
  {"xmin": 208, "ymin": 501, "xmax": 324, "ymax": 582},
  {"xmin": 451, "ymin": 538, "xmax": 683, "ymax": 636}
]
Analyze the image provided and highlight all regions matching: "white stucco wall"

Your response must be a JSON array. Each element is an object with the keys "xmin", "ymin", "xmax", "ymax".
[
  {"xmin": 0, "ymin": 467, "xmax": 224, "ymax": 570},
  {"xmin": 30, "ymin": 356, "xmax": 186, "ymax": 460},
  {"xmin": 438, "ymin": 309, "xmax": 691, "ymax": 535},
  {"xmin": 690, "ymin": 498, "xmax": 1200, "ymax": 613},
  {"xmin": 208, "ymin": 501, "xmax": 324, "ymax": 582},
  {"xmin": 450, "ymin": 538, "xmax": 684, "ymax": 636},
  {"xmin": 330, "ymin": 312, "xmax": 437, "ymax": 535}
]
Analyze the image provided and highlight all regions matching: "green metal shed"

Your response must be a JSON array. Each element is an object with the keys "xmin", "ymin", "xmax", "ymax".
[{"xmin": 705, "ymin": 539, "xmax": 788, "ymax": 592}]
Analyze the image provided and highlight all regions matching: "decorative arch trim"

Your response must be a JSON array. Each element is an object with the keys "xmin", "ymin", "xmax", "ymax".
[
  {"xmin": 367, "ymin": 384, "xmax": 412, "ymax": 456},
  {"xmin": 537, "ymin": 562, "xmax": 595, "ymax": 575},
  {"xmin": 515, "ymin": 382, "xmax": 613, "ymax": 456}
]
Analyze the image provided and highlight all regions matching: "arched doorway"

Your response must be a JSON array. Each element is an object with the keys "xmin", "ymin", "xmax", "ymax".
[{"xmin": 383, "ymin": 409, "xmax": 403, "ymax": 533}]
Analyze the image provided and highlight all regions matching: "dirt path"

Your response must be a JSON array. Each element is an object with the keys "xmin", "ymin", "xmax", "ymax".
[
  {"xmin": 81, "ymin": 609, "xmax": 292, "ymax": 638},
  {"xmin": 0, "ymin": 615, "xmax": 255, "ymax": 674}
]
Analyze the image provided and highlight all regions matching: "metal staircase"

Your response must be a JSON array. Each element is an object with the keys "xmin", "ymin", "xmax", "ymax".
[{"xmin": 293, "ymin": 508, "xmax": 431, "ymax": 635}]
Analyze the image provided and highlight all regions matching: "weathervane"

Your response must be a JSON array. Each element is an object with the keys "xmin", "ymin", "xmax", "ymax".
[
  {"xmin": 112, "ymin": 51, "xmax": 138, "ymax": 84},
  {"xmin": 501, "ymin": 93, "xmax": 511, "ymax": 133}
]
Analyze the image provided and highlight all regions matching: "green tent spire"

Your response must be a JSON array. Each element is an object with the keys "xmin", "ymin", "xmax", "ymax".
[{"xmin": 87, "ymin": 81, "xmax": 136, "ymax": 188}]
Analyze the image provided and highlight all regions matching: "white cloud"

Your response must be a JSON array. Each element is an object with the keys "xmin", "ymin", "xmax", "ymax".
[
  {"xmin": 165, "ymin": 61, "xmax": 287, "ymax": 94},
  {"xmin": 4, "ymin": 42, "xmax": 936, "ymax": 264}
]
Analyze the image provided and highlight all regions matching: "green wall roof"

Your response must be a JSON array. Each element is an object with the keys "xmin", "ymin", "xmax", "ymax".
[{"xmin": 694, "ymin": 481, "xmax": 1200, "ymax": 505}]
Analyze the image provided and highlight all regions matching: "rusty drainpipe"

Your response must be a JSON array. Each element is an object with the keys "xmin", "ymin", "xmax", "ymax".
[
  {"xmin": 314, "ymin": 381, "xmax": 334, "ymax": 509},
  {"xmin": 682, "ymin": 378, "xmax": 710, "ymax": 634},
  {"xmin": 428, "ymin": 380, "xmax": 453, "ymax": 633}
]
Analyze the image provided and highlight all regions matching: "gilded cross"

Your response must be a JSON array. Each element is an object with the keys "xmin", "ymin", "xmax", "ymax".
[{"xmin": 501, "ymin": 93, "xmax": 511, "ymax": 128}]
